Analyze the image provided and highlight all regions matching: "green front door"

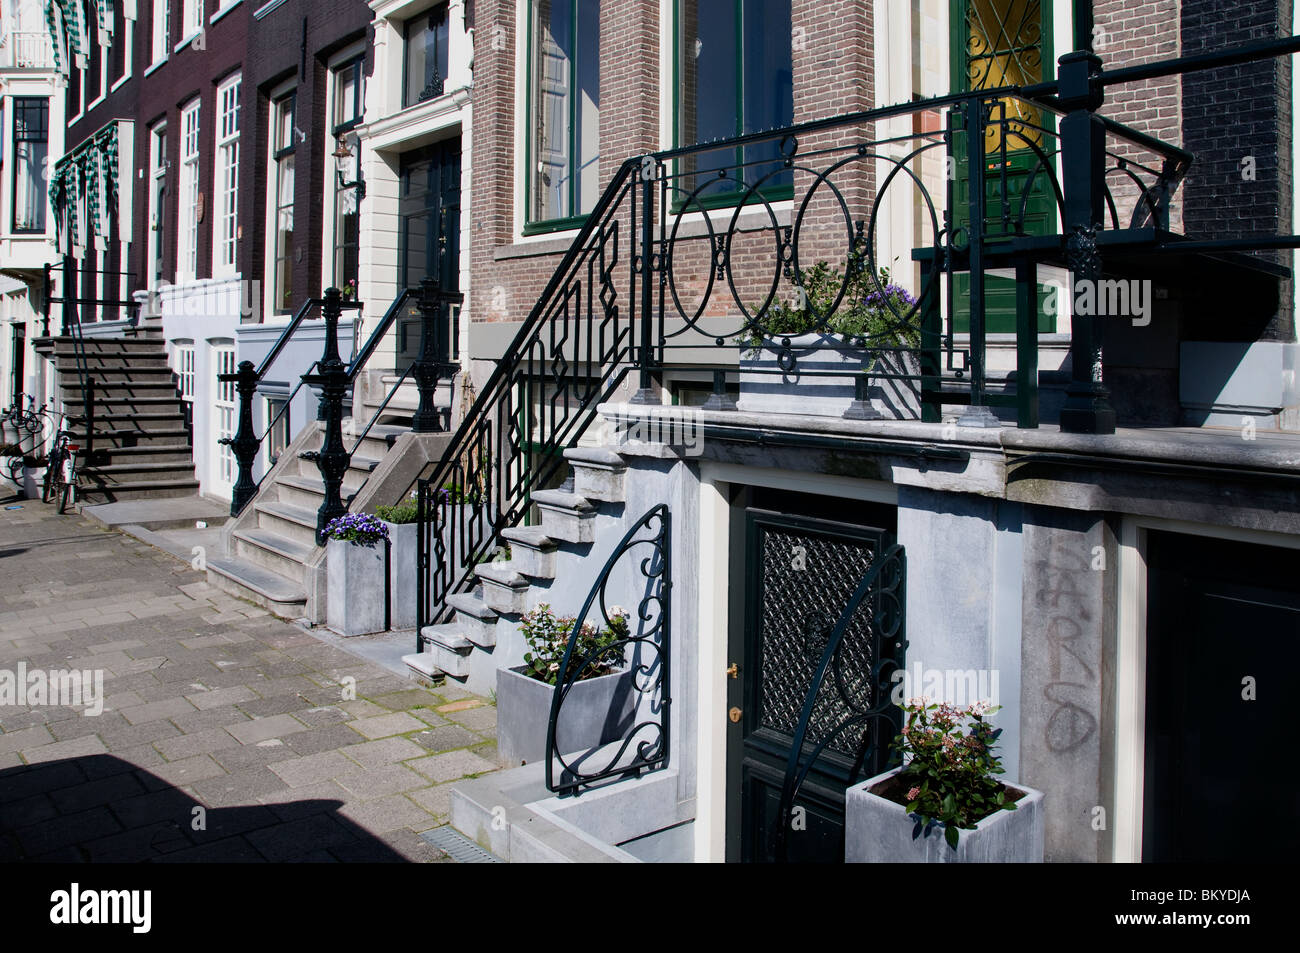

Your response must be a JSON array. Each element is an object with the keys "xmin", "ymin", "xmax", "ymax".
[{"xmin": 951, "ymin": 0, "xmax": 1056, "ymax": 333}]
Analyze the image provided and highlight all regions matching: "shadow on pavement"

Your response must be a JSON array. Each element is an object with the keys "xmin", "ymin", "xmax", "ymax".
[{"xmin": 0, "ymin": 755, "xmax": 409, "ymax": 862}]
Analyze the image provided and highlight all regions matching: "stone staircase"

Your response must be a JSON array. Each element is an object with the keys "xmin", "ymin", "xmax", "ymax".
[
  {"xmin": 403, "ymin": 445, "xmax": 630, "ymax": 696},
  {"xmin": 206, "ymin": 421, "xmax": 410, "ymax": 619},
  {"xmin": 33, "ymin": 329, "xmax": 200, "ymax": 502}
]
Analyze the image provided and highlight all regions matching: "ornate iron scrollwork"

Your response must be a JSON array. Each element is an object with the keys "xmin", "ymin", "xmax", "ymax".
[{"xmin": 545, "ymin": 504, "xmax": 672, "ymax": 795}]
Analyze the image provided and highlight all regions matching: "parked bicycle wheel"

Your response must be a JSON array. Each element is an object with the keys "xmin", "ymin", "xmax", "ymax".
[
  {"xmin": 43, "ymin": 442, "xmax": 66, "ymax": 505},
  {"xmin": 58, "ymin": 448, "xmax": 77, "ymax": 514}
]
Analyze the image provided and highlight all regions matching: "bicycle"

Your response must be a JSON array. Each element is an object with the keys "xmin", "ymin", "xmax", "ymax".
[{"xmin": 42, "ymin": 426, "xmax": 81, "ymax": 514}]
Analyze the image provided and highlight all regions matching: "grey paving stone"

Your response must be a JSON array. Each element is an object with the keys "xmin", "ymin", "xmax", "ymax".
[
  {"xmin": 283, "ymin": 723, "xmax": 365, "ymax": 757},
  {"xmin": 335, "ymin": 763, "xmax": 427, "ymax": 799},
  {"xmin": 338, "ymin": 736, "xmax": 427, "ymax": 769},
  {"xmin": 150, "ymin": 755, "xmax": 228, "ymax": 788},
  {"xmin": 349, "ymin": 712, "xmax": 427, "ymax": 740},
  {"xmin": 411, "ymin": 724, "xmax": 481, "ymax": 753},
  {"xmin": 406, "ymin": 750, "xmax": 499, "ymax": 784},
  {"xmin": 119, "ymin": 697, "xmax": 197, "ymax": 726},
  {"xmin": 269, "ymin": 751, "xmax": 358, "ymax": 788},
  {"xmin": 224, "ymin": 714, "xmax": 309, "ymax": 745},
  {"xmin": 337, "ymin": 794, "xmax": 434, "ymax": 835}
]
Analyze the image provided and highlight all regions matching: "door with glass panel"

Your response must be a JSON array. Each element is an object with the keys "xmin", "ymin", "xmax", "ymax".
[
  {"xmin": 210, "ymin": 343, "xmax": 237, "ymax": 498},
  {"xmin": 396, "ymin": 139, "xmax": 461, "ymax": 373},
  {"xmin": 951, "ymin": 0, "xmax": 1056, "ymax": 333}
]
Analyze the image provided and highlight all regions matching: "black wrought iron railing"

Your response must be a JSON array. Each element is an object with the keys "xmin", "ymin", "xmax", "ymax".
[
  {"xmin": 413, "ymin": 76, "xmax": 1180, "ymax": 633},
  {"xmin": 544, "ymin": 503, "xmax": 672, "ymax": 795},
  {"xmin": 222, "ymin": 280, "xmax": 462, "ymax": 541},
  {"xmin": 414, "ymin": 35, "xmax": 1300, "ymax": 631},
  {"xmin": 41, "ymin": 257, "xmax": 139, "ymax": 469}
]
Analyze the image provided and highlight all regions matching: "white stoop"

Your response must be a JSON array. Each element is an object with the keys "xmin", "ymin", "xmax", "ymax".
[
  {"xmin": 401, "ymin": 446, "xmax": 627, "ymax": 689},
  {"xmin": 206, "ymin": 420, "xmax": 432, "ymax": 620}
]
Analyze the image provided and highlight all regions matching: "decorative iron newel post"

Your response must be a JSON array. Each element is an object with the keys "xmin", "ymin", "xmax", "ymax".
[
  {"xmin": 1057, "ymin": 50, "xmax": 1117, "ymax": 435},
  {"xmin": 221, "ymin": 360, "xmax": 261, "ymax": 516},
  {"xmin": 630, "ymin": 155, "xmax": 659, "ymax": 404},
  {"xmin": 412, "ymin": 277, "xmax": 458, "ymax": 433},
  {"xmin": 304, "ymin": 288, "xmax": 350, "ymax": 543}
]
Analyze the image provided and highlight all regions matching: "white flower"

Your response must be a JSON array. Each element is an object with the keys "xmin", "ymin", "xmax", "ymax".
[{"xmin": 609, "ymin": 605, "xmax": 628, "ymax": 618}]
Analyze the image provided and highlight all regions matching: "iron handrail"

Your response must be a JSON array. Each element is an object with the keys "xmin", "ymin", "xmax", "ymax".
[{"xmin": 346, "ymin": 288, "xmax": 416, "ymax": 381}]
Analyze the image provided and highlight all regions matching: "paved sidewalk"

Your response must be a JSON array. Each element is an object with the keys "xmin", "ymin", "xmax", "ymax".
[{"xmin": 0, "ymin": 498, "xmax": 499, "ymax": 862}]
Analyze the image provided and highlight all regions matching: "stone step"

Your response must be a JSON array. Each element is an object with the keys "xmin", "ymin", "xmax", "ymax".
[
  {"xmin": 85, "ymin": 411, "xmax": 189, "ymax": 433},
  {"xmin": 474, "ymin": 562, "xmax": 531, "ymax": 614},
  {"xmin": 80, "ymin": 460, "xmax": 197, "ymax": 484},
  {"xmin": 49, "ymin": 350, "xmax": 170, "ymax": 368},
  {"xmin": 420, "ymin": 623, "xmax": 473, "ymax": 652},
  {"xmin": 275, "ymin": 472, "xmax": 365, "ymax": 510},
  {"xmin": 94, "ymin": 444, "xmax": 195, "ymax": 465},
  {"xmin": 500, "ymin": 526, "xmax": 558, "ymax": 579},
  {"xmin": 403, "ymin": 650, "xmax": 456, "ymax": 683},
  {"xmin": 253, "ymin": 500, "xmax": 320, "ymax": 548},
  {"xmin": 52, "ymin": 366, "xmax": 176, "ymax": 383},
  {"xmin": 445, "ymin": 590, "xmax": 499, "ymax": 647},
  {"xmin": 232, "ymin": 527, "xmax": 313, "ymax": 579},
  {"xmin": 207, "ymin": 556, "xmax": 307, "ymax": 618},
  {"xmin": 563, "ymin": 447, "xmax": 628, "ymax": 503},
  {"xmin": 531, "ymin": 488, "xmax": 597, "ymax": 544},
  {"xmin": 75, "ymin": 478, "xmax": 202, "ymax": 504},
  {"xmin": 66, "ymin": 428, "xmax": 193, "ymax": 448}
]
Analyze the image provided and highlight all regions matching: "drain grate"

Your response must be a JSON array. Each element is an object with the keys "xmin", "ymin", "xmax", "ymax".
[{"xmin": 420, "ymin": 825, "xmax": 502, "ymax": 863}]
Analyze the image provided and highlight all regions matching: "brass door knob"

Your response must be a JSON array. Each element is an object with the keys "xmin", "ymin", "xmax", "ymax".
[
  {"xmin": 728, "ymin": 707, "xmax": 742, "ymax": 723},
  {"xmin": 725, "ymin": 663, "xmax": 738, "ymax": 679}
]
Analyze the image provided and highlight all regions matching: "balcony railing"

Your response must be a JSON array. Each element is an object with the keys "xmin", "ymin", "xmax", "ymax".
[{"xmin": 0, "ymin": 32, "xmax": 55, "ymax": 69}]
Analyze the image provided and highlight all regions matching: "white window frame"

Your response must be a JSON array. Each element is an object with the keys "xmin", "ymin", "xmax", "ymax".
[
  {"xmin": 213, "ymin": 73, "xmax": 241, "ymax": 277},
  {"xmin": 112, "ymin": 13, "xmax": 135, "ymax": 91},
  {"xmin": 323, "ymin": 42, "xmax": 365, "ymax": 292},
  {"xmin": 148, "ymin": 122, "xmax": 168, "ymax": 285},
  {"xmin": 152, "ymin": 0, "xmax": 172, "ymax": 66},
  {"xmin": 265, "ymin": 83, "xmax": 297, "ymax": 316},
  {"xmin": 173, "ymin": 341, "xmax": 196, "ymax": 403},
  {"xmin": 181, "ymin": 0, "xmax": 205, "ymax": 44},
  {"xmin": 177, "ymin": 98, "xmax": 201, "ymax": 285}
]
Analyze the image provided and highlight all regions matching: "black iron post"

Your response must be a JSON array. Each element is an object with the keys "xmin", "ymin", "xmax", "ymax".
[
  {"xmin": 61, "ymin": 253, "xmax": 77, "ymax": 336},
  {"xmin": 630, "ymin": 156, "xmax": 658, "ymax": 404},
  {"xmin": 41, "ymin": 262, "xmax": 52, "ymax": 337},
  {"xmin": 1073, "ymin": 0, "xmax": 1094, "ymax": 54},
  {"xmin": 412, "ymin": 277, "xmax": 459, "ymax": 433},
  {"xmin": 959, "ymin": 97, "xmax": 999, "ymax": 428},
  {"xmin": 1057, "ymin": 50, "xmax": 1117, "ymax": 435},
  {"xmin": 221, "ymin": 360, "xmax": 261, "ymax": 516},
  {"xmin": 303, "ymin": 288, "xmax": 350, "ymax": 542},
  {"xmin": 83, "ymin": 376, "xmax": 95, "ymax": 462}
]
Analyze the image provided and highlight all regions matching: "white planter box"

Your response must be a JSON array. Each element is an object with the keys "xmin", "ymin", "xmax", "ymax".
[
  {"xmin": 326, "ymin": 537, "xmax": 388, "ymax": 636},
  {"xmin": 383, "ymin": 521, "xmax": 419, "ymax": 630},
  {"xmin": 496, "ymin": 665, "xmax": 636, "ymax": 767},
  {"xmin": 22, "ymin": 464, "xmax": 47, "ymax": 500},
  {"xmin": 845, "ymin": 766, "xmax": 1045, "ymax": 863},
  {"xmin": 737, "ymin": 333, "xmax": 920, "ymax": 419}
]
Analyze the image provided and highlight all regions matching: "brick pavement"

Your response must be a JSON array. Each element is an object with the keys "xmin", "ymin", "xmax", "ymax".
[{"xmin": 0, "ymin": 499, "xmax": 500, "ymax": 862}]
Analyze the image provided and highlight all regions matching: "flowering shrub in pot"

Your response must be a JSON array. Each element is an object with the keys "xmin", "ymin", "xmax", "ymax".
[
  {"xmin": 497, "ymin": 604, "xmax": 636, "ymax": 765},
  {"xmin": 844, "ymin": 698, "xmax": 1045, "ymax": 863},
  {"xmin": 738, "ymin": 261, "xmax": 922, "ymax": 419}
]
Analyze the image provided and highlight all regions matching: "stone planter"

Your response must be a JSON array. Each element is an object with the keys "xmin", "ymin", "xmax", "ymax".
[
  {"xmin": 737, "ymin": 333, "xmax": 920, "ymax": 419},
  {"xmin": 383, "ymin": 521, "xmax": 419, "ymax": 630},
  {"xmin": 22, "ymin": 463, "xmax": 47, "ymax": 500},
  {"xmin": 496, "ymin": 664, "xmax": 637, "ymax": 767},
  {"xmin": 845, "ymin": 766, "xmax": 1045, "ymax": 863},
  {"xmin": 326, "ymin": 537, "xmax": 388, "ymax": 636}
]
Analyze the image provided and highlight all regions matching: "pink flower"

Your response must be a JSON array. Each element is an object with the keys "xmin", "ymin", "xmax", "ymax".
[{"xmin": 906, "ymin": 786, "xmax": 921, "ymax": 801}]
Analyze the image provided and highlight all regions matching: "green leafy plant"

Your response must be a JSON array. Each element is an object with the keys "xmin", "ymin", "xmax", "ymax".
[
  {"xmin": 374, "ymin": 496, "xmax": 420, "ymax": 524},
  {"xmin": 751, "ymin": 260, "xmax": 920, "ymax": 350},
  {"xmin": 519, "ymin": 603, "xmax": 630, "ymax": 686},
  {"xmin": 886, "ymin": 699, "xmax": 1019, "ymax": 849}
]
